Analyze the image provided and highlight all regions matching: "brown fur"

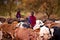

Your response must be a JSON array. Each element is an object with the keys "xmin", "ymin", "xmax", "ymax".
[{"xmin": 15, "ymin": 28, "xmax": 39, "ymax": 40}]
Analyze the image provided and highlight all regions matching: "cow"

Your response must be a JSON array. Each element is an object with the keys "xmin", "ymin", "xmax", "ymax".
[
  {"xmin": 1, "ymin": 23, "xmax": 16, "ymax": 40},
  {"xmin": 33, "ymin": 20, "xmax": 44, "ymax": 30},
  {"xmin": 14, "ymin": 28, "xmax": 39, "ymax": 40},
  {"xmin": 1, "ymin": 21, "xmax": 39, "ymax": 40}
]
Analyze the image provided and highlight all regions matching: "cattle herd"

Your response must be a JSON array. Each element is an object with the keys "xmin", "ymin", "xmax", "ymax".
[
  {"xmin": 0, "ymin": 18, "xmax": 40, "ymax": 40},
  {"xmin": 0, "ymin": 18, "xmax": 60, "ymax": 40},
  {"xmin": 0, "ymin": 23, "xmax": 40, "ymax": 40}
]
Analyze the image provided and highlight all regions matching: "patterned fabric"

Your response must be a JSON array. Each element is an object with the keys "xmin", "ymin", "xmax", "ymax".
[
  {"xmin": 16, "ymin": 11, "xmax": 21, "ymax": 18},
  {"xmin": 29, "ymin": 16, "xmax": 36, "ymax": 27}
]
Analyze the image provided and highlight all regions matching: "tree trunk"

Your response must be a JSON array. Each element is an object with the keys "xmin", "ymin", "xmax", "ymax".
[
  {"xmin": 9, "ymin": 12, "xmax": 11, "ymax": 18},
  {"xmin": 47, "ymin": 14, "xmax": 50, "ymax": 19}
]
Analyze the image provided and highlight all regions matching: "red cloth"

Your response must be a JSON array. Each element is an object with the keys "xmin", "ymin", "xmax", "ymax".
[
  {"xmin": 16, "ymin": 11, "xmax": 21, "ymax": 18},
  {"xmin": 30, "ymin": 16, "xmax": 36, "ymax": 27}
]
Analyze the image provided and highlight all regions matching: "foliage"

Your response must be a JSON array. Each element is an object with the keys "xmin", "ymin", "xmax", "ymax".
[
  {"xmin": 0, "ymin": 0, "xmax": 17, "ymax": 17},
  {"xmin": 0, "ymin": 0, "xmax": 60, "ymax": 18}
]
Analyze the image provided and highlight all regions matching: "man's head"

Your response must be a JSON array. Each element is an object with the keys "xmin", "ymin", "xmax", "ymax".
[{"xmin": 31, "ymin": 11, "xmax": 34, "ymax": 16}]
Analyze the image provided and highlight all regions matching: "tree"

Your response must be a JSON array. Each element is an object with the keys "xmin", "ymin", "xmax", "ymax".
[
  {"xmin": 0, "ymin": 0, "xmax": 59, "ymax": 19},
  {"xmin": 15, "ymin": 0, "xmax": 60, "ymax": 19},
  {"xmin": 45, "ymin": 0, "xmax": 58, "ymax": 19},
  {"xmin": 0, "ymin": 0, "xmax": 17, "ymax": 18},
  {"xmin": 55, "ymin": 0, "xmax": 60, "ymax": 18},
  {"xmin": 19, "ymin": 0, "xmax": 42, "ymax": 13}
]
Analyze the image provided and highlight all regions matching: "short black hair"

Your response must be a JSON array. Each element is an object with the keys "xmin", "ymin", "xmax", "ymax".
[{"xmin": 31, "ymin": 11, "xmax": 34, "ymax": 16}]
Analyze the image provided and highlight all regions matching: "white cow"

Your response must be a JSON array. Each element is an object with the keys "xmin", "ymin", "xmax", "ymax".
[
  {"xmin": 55, "ymin": 20, "xmax": 60, "ymax": 23},
  {"xmin": 33, "ymin": 20, "xmax": 44, "ymax": 30},
  {"xmin": 16, "ymin": 22, "xmax": 25, "ymax": 28},
  {"xmin": 39, "ymin": 21, "xmax": 54, "ymax": 40},
  {"xmin": 33, "ymin": 20, "xmax": 45, "ymax": 40},
  {"xmin": 40, "ymin": 26, "xmax": 51, "ymax": 40},
  {"xmin": 33, "ymin": 20, "xmax": 54, "ymax": 40}
]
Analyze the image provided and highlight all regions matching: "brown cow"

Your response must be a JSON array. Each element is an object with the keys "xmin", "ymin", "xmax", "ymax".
[
  {"xmin": 1, "ymin": 22, "xmax": 39, "ymax": 40},
  {"xmin": 14, "ymin": 28, "xmax": 39, "ymax": 40},
  {"xmin": 1, "ymin": 23, "xmax": 16, "ymax": 40}
]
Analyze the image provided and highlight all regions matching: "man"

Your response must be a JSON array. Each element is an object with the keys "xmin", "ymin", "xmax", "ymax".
[
  {"xmin": 16, "ymin": 10, "xmax": 21, "ymax": 22},
  {"xmin": 16, "ymin": 10, "xmax": 21, "ymax": 18},
  {"xmin": 28, "ymin": 12, "xmax": 36, "ymax": 29}
]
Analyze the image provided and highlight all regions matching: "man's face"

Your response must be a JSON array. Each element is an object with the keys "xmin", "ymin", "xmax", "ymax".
[{"xmin": 31, "ymin": 12, "xmax": 34, "ymax": 16}]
